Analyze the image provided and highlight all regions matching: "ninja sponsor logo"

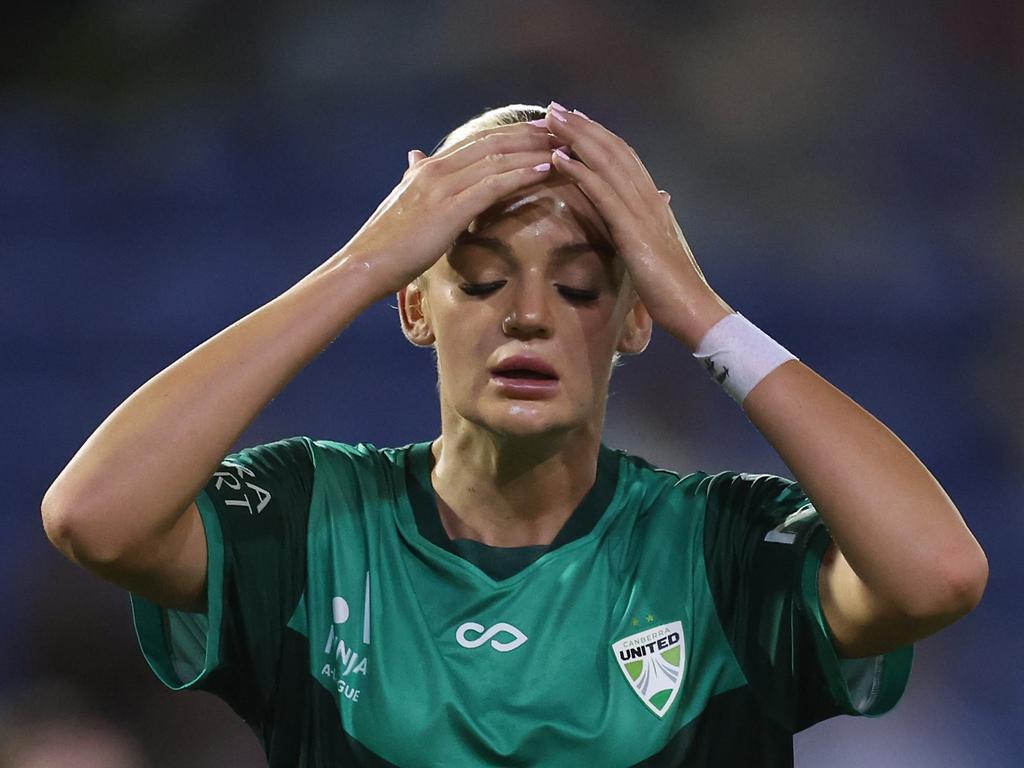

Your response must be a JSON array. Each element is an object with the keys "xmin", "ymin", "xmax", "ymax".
[
  {"xmin": 319, "ymin": 575, "xmax": 372, "ymax": 702},
  {"xmin": 321, "ymin": 625, "xmax": 367, "ymax": 702}
]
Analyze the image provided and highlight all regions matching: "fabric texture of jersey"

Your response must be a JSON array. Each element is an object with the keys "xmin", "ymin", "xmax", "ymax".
[{"xmin": 130, "ymin": 438, "xmax": 912, "ymax": 767}]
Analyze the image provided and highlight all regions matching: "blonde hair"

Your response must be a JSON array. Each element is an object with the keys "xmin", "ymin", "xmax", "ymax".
[{"xmin": 430, "ymin": 103, "xmax": 547, "ymax": 155}]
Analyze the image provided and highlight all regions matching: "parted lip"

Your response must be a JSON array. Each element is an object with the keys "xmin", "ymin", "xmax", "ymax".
[{"xmin": 490, "ymin": 355, "xmax": 559, "ymax": 379}]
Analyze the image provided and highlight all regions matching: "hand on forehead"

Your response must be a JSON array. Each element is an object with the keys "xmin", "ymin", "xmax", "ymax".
[
  {"xmin": 469, "ymin": 171, "xmax": 614, "ymax": 247},
  {"xmin": 446, "ymin": 121, "xmax": 609, "ymax": 241}
]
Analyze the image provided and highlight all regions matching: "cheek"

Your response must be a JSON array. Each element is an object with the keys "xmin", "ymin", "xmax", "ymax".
[
  {"xmin": 431, "ymin": 309, "xmax": 495, "ymax": 382},
  {"xmin": 579, "ymin": 303, "xmax": 627, "ymax": 347},
  {"xmin": 583, "ymin": 309, "xmax": 631, "ymax": 375}
]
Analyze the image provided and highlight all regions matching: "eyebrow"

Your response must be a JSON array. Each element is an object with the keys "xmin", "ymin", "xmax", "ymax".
[{"xmin": 452, "ymin": 233, "xmax": 615, "ymax": 262}]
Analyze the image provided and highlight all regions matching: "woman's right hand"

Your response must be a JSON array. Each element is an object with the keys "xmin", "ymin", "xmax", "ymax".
[
  {"xmin": 335, "ymin": 121, "xmax": 562, "ymax": 301},
  {"xmin": 42, "ymin": 121, "xmax": 561, "ymax": 612}
]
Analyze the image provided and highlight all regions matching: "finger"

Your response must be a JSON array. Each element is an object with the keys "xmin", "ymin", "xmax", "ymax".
[
  {"xmin": 423, "ymin": 130, "xmax": 559, "ymax": 188},
  {"xmin": 549, "ymin": 147, "xmax": 629, "ymax": 228},
  {"xmin": 547, "ymin": 104, "xmax": 643, "ymax": 175},
  {"xmin": 408, "ymin": 149, "xmax": 427, "ymax": 169},
  {"xmin": 543, "ymin": 104, "xmax": 657, "ymax": 210},
  {"xmin": 450, "ymin": 160, "xmax": 554, "ymax": 218},
  {"xmin": 430, "ymin": 122, "xmax": 557, "ymax": 164},
  {"xmin": 445, "ymin": 149, "xmax": 555, "ymax": 198}
]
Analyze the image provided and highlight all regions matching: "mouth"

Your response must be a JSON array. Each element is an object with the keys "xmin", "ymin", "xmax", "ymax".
[
  {"xmin": 493, "ymin": 368, "xmax": 557, "ymax": 380},
  {"xmin": 490, "ymin": 356, "xmax": 560, "ymax": 398},
  {"xmin": 490, "ymin": 356, "xmax": 559, "ymax": 381}
]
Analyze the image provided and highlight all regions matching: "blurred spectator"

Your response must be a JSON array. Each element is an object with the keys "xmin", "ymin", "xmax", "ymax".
[{"xmin": 0, "ymin": 680, "xmax": 147, "ymax": 768}]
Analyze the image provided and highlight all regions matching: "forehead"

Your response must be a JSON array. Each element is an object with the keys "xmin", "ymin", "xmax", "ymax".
[{"xmin": 468, "ymin": 173, "xmax": 613, "ymax": 245}]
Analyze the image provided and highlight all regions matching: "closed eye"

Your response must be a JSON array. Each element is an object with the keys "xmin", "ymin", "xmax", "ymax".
[
  {"xmin": 557, "ymin": 285, "xmax": 600, "ymax": 303},
  {"xmin": 459, "ymin": 281, "xmax": 599, "ymax": 302},
  {"xmin": 459, "ymin": 280, "xmax": 506, "ymax": 297}
]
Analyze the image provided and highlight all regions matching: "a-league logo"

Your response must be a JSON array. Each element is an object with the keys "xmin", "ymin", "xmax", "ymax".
[{"xmin": 611, "ymin": 621, "xmax": 685, "ymax": 718}]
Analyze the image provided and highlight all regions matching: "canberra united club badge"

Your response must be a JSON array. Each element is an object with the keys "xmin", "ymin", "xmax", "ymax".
[{"xmin": 612, "ymin": 621, "xmax": 685, "ymax": 718}]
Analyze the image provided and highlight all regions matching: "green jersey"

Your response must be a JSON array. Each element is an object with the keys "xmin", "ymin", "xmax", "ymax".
[{"xmin": 131, "ymin": 438, "xmax": 912, "ymax": 766}]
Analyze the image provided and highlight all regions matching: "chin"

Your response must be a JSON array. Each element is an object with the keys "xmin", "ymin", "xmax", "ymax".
[{"xmin": 479, "ymin": 402, "xmax": 580, "ymax": 440}]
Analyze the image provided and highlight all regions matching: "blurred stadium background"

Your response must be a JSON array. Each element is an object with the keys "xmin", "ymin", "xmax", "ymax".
[{"xmin": 2, "ymin": 1, "xmax": 1021, "ymax": 765}]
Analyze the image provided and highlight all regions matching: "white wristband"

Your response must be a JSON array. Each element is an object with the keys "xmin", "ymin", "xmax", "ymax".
[{"xmin": 693, "ymin": 313, "xmax": 797, "ymax": 404}]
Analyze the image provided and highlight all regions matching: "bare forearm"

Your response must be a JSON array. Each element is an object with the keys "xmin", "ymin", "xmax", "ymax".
[
  {"xmin": 743, "ymin": 360, "xmax": 987, "ymax": 620},
  {"xmin": 43, "ymin": 252, "xmax": 378, "ymax": 563},
  {"xmin": 663, "ymin": 280, "xmax": 987, "ymax": 650}
]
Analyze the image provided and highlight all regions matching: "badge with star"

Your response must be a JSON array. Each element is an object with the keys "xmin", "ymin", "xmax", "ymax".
[{"xmin": 611, "ymin": 620, "xmax": 685, "ymax": 718}]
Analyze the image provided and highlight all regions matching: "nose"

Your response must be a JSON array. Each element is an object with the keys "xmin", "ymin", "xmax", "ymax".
[{"xmin": 501, "ymin": 279, "xmax": 552, "ymax": 340}]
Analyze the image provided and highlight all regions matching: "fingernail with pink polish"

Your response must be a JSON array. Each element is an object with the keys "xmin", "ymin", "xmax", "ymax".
[
  {"xmin": 527, "ymin": 118, "xmax": 547, "ymax": 127},
  {"xmin": 572, "ymin": 109, "xmax": 590, "ymax": 119},
  {"xmin": 553, "ymin": 148, "xmax": 571, "ymax": 161},
  {"xmin": 547, "ymin": 104, "xmax": 568, "ymax": 123}
]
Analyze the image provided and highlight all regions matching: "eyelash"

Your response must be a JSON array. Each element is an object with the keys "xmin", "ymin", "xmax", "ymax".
[
  {"xmin": 458, "ymin": 282, "xmax": 599, "ymax": 304},
  {"xmin": 557, "ymin": 286, "xmax": 600, "ymax": 303},
  {"xmin": 459, "ymin": 281, "xmax": 506, "ymax": 296}
]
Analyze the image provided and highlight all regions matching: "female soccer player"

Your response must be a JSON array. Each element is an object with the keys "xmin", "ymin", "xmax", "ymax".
[{"xmin": 42, "ymin": 101, "xmax": 987, "ymax": 766}]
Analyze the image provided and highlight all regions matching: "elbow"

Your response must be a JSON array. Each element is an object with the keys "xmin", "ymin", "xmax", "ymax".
[
  {"xmin": 41, "ymin": 483, "xmax": 75, "ymax": 557},
  {"xmin": 41, "ymin": 481, "xmax": 126, "ymax": 567},
  {"xmin": 945, "ymin": 543, "xmax": 989, "ymax": 617},
  {"xmin": 917, "ymin": 540, "xmax": 989, "ymax": 625}
]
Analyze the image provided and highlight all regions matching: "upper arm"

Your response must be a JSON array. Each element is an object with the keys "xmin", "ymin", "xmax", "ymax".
[
  {"xmin": 703, "ymin": 472, "xmax": 914, "ymax": 727},
  {"xmin": 89, "ymin": 501, "xmax": 209, "ymax": 613},
  {"xmin": 119, "ymin": 437, "xmax": 314, "ymax": 615},
  {"xmin": 819, "ymin": 541, "xmax": 943, "ymax": 658},
  {"xmin": 129, "ymin": 438, "xmax": 318, "ymax": 711}
]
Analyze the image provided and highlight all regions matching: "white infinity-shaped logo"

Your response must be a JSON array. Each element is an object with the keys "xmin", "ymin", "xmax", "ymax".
[{"xmin": 455, "ymin": 621, "xmax": 528, "ymax": 652}]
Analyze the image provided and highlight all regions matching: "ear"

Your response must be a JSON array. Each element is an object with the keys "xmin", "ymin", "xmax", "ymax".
[
  {"xmin": 398, "ymin": 282, "xmax": 436, "ymax": 347},
  {"xmin": 617, "ymin": 296, "xmax": 653, "ymax": 355}
]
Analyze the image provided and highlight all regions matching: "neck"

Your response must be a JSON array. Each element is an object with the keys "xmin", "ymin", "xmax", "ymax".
[{"xmin": 430, "ymin": 425, "xmax": 602, "ymax": 548}]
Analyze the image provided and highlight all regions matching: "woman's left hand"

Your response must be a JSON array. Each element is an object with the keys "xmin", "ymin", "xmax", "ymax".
[{"xmin": 541, "ymin": 101, "xmax": 732, "ymax": 348}]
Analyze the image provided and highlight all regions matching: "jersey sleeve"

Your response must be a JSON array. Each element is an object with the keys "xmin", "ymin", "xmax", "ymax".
[
  {"xmin": 701, "ymin": 471, "xmax": 913, "ymax": 732},
  {"xmin": 129, "ymin": 436, "xmax": 314, "ymax": 726}
]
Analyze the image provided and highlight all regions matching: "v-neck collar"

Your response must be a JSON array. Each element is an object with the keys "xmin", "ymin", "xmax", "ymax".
[{"xmin": 404, "ymin": 441, "xmax": 619, "ymax": 581}]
